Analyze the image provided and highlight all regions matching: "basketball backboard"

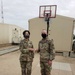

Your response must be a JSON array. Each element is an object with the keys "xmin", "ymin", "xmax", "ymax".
[{"xmin": 39, "ymin": 5, "xmax": 57, "ymax": 18}]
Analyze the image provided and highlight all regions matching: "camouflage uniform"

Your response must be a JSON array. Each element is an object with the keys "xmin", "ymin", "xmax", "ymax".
[
  {"xmin": 19, "ymin": 39, "xmax": 34, "ymax": 75},
  {"xmin": 38, "ymin": 38, "xmax": 55, "ymax": 75}
]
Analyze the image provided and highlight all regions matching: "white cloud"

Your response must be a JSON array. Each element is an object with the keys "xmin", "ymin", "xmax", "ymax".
[{"xmin": 0, "ymin": 0, "xmax": 75, "ymax": 29}]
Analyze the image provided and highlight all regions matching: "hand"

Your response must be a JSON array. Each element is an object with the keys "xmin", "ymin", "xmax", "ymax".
[
  {"xmin": 35, "ymin": 49, "xmax": 38, "ymax": 52},
  {"xmin": 28, "ymin": 48, "xmax": 35, "ymax": 51},
  {"xmin": 48, "ymin": 60, "xmax": 52, "ymax": 65}
]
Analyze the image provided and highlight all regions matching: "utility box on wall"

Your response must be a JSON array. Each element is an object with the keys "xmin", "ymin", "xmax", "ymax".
[{"xmin": 29, "ymin": 15, "xmax": 74, "ymax": 52}]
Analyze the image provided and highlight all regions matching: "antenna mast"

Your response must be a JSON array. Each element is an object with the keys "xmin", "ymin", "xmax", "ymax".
[{"xmin": 1, "ymin": 0, "xmax": 4, "ymax": 23}]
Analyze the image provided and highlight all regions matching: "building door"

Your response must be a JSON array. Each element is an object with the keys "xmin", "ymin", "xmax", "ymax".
[{"xmin": 12, "ymin": 28, "xmax": 19, "ymax": 44}]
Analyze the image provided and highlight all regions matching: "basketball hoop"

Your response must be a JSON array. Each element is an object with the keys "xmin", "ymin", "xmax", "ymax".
[
  {"xmin": 39, "ymin": 5, "xmax": 57, "ymax": 36},
  {"xmin": 44, "ymin": 10, "xmax": 51, "ymax": 21},
  {"xmin": 39, "ymin": 5, "xmax": 57, "ymax": 18}
]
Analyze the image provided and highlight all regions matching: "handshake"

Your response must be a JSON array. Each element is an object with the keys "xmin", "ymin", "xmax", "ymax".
[{"xmin": 28, "ymin": 48, "xmax": 38, "ymax": 52}]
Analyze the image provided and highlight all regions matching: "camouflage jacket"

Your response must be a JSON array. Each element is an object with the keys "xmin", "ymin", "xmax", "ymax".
[
  {"xmin": 19, "ymin": 39, "xmax": 34, "ymax": 62},
  {"xmin": 38, "ymin": 38, "xmax": 55, "ymax": 62}
]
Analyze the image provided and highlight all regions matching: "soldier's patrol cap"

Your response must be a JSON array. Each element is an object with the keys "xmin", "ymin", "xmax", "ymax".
[{"xmin": 23, "ymin": 30, "xmax": 30, "ymax": 35}]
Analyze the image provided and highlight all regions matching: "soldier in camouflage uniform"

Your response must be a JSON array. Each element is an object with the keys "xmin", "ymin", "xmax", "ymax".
[
  {"xmin": 19, "ymin": 30, "xmax": 35, "ymax": 75},
  {"xmin": 38, "ymin": 29, "xmax": 55, "ymax": 75}
]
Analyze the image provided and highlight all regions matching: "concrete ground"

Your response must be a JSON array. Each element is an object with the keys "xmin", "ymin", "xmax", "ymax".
[{"xmin": 0, "ymin": 50, "xmax": 75, "ymax": 75}]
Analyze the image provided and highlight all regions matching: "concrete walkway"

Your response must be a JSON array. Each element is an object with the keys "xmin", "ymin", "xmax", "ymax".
[
  {"xmin": 0, "ymin": 51, "xmax": 75, "ymax": 75},
  {"xmin": 0, "ymin": 46, "xmax": 19, "ymax": 55}
]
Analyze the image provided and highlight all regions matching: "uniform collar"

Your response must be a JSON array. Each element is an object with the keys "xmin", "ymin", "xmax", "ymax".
[{"xmin": 24, "ymin": 38, "xmax": 29, "ymax": 42}]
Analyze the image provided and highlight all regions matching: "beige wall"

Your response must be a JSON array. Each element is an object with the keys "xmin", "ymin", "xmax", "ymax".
[
  {"xmin": 29, "ymin": 18, "xmax": 47, "ymax": 49},
  {"xmin": 0, "ymin": 23, "xmax": 24, "ymax": 44},
  {"xmin": 0, "ymin": 23, "xmax": 9, "ymax": 44},
  {"xmin": 29, "ymin": 15, "xmax": 74, "ymax": 51}
]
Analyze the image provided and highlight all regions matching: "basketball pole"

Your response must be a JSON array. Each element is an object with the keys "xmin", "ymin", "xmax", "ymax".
[
  {"xmin": 45, "ymin": 15, "xmax": 50, "ymax": 37},
  {"xmin": 47, "ymin": 19, "xmax": 49, "ymax": 36}
]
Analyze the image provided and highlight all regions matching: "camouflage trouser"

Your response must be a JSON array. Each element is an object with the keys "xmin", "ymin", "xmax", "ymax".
[
  {"xmin": 20, "ymin": 61, "xmax": 32, "ymax": 75},
  {"xmin": 40, "ymin": 62, "xmax": 52, "ymax": 75}
]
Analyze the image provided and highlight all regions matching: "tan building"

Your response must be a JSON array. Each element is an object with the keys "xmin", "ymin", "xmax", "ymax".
[
  {"xmin": 0, "ymin": 23, "xmax": 24, "ymax": 46},
  {"xmin": 29, "ymin": 15, "xmax": 75, "ymax": 52}
]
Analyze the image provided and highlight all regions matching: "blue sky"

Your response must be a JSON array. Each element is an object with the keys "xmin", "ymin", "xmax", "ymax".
[{"xmin": 0, "ymin": 0, "xmax": 75, "ymax": 29}]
